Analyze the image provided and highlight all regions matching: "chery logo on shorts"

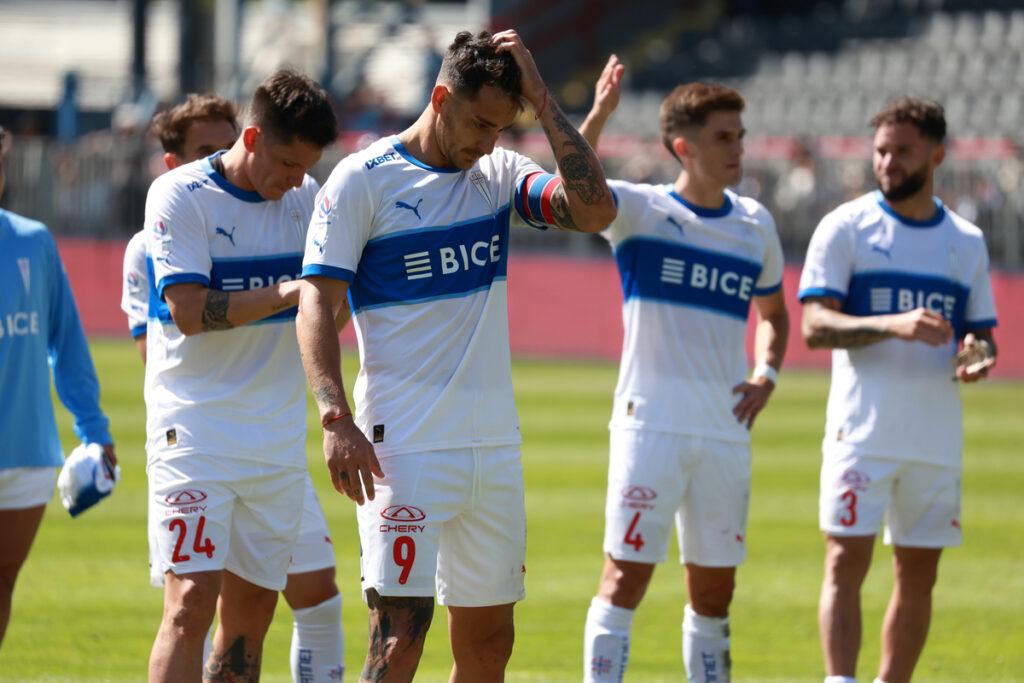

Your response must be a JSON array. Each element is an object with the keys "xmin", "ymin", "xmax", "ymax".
[
  {"xmin": 379, "ymin": 505, "xmax": 426, "ymax": 534},
  {"xmin": 838, "ymin": 470, "xmax": 871, "ymax": 490},
  {"xmin": 381, "ymin": 505, "xmax": 426, "ymax": 522},
  {"xmin": 165, "ymin": 489, "xmax": 208, "ymax": 505},
  {"xmin": 621, "ymin": 486, "xmax": 657, "ymax": 501}
]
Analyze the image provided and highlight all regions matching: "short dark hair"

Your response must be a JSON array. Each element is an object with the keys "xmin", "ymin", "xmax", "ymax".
[
  {"xmin": 247, "ymin": 69, "xmax": 339, "ymax": 149},
  {"xmin": 659, "ymin": 82, "xmax": 745, "ymax": 158},
  {"xmin": 150, "ymin": 93, "xmax": 238, "ymax": 157},
  {"xmin": 438, "ymin": 31, "xmax": 521, "ymax": 100},
  {"xmin": 869, "ymin": 97, "xmax": 946, "ymax": 142}
]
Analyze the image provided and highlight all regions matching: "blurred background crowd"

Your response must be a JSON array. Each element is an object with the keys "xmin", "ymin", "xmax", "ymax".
[{"xmin": 1, "ymin": 0, "xmax": 1022, "ymax": 266}]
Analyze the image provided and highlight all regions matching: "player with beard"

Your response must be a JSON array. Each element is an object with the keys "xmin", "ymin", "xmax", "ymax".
[{"xmin": 798, "ymin": 97, "xmax": 997, "ymax": 683}]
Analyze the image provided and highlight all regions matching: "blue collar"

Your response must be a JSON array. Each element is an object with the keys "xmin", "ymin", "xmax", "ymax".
[
  {"xmin": 668, "ymin": 188, "xmax": 732, "ymax": 217},
  {"xmin": 874, "ymin": 190, "xmax": 945, "ymax": 228},
  {"xmin": 391, "ymin": 136, "xmax": 461, "ymax": 174},
  {"xmin": 201, "ymin": 152, "xmax": 265, "ymax": 203}
]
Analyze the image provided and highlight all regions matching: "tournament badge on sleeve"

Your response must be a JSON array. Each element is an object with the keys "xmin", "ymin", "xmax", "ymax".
[{"xmin": 57, "ymin": 443, "xmax": 121, "ymax": 517}]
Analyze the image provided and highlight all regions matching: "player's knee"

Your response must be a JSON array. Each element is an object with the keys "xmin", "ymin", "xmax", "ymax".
[
  {"xmin": 598, "ymin": 561, "xmax": 653, "ymax": 608},
  {"xmin": 823, "ymin": 538, "xmax": 872, "ymax": 585},
  {"xmin": 688, "ymin": 583, "xmax": 735, "ymax": 617}
]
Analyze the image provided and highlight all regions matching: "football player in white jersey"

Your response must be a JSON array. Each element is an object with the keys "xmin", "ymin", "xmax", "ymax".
[
  {"xmin": 125, "ymin": 93, "xmax": 346, "ymax": 683},
  {"xmin": 577, "ymin": 57, "xmax": 789, "ymax": 683},
  {"xmin": 143, "ymin": 71, "xmax": 341, "ymax": 683},
  {"xmin": 297, "ymin": 29, "xmax": 615, "ymax": 682},
  {"xmin": 799, "ymin": 98, "xmax": 997, "ymax": 683}
]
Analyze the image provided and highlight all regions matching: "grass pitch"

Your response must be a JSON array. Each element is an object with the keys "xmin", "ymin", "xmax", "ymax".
[{"xmin": 1, "ymin": 339, "xmax": 1021, "ymax": 681}]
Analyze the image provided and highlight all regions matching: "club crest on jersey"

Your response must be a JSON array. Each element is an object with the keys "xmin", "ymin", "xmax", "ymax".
[{"xmin": 18, "ymin": 257, "xmax": 30, "ymax": 294}]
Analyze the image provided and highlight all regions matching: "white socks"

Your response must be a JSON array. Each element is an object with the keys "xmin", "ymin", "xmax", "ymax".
[
  {"xmin": 683, "ymin": 604, "xmax": 731, "ymax": 683},
  {"xmin": 824, "ymin": 677, "xmax": 857, "ymax": 683},
  {"xmin": 290, "ymin": 593, "xmax": 344, "ymax": 683},
  {"xmin": 583, "ymin": 597, "xmax": 635, "ymax": 682}
]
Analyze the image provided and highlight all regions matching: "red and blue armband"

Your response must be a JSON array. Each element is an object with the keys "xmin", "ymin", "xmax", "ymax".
[{"xmin": 515, "ymin": 172, "xmax": 562, "ymax": 229}]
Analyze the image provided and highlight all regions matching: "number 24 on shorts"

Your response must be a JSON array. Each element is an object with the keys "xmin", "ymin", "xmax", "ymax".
[{"xmin": 169, "ymin": 515, "xmax": 217, "ymax": 562}]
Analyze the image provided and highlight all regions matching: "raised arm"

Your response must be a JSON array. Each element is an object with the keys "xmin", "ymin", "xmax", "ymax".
[
  {"xmin": 296, "ymin": 275, "xmax": 382, "ymax": 504},
  {"xmin": 801, "ymin": 295, "xmax": 953, "ymax": 349},
  {"xmin": 491, "ymin": 30, "xmax": 616, "ymax": 233},
  {"xmin": 580, "ymin": 54, "xmax": 624, "ymax": 150},
  {"xmin": 162, "ymin": 280, "xmax": 302, "ymax": 336}
]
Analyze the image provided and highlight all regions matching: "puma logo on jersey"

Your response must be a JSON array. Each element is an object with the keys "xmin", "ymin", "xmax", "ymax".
[
  {"xmin": 395, "ymin": 198, "xmax": 424, "ymax": 220},
  {"xmin": 666, "ymin": 215, "xmax": 685, "ymax": 234},
  {"xmin": 870, "ymin": 243, "xmax": 893, "ymax": 259},
  {"xmin": 215, "ymin": 226, "xmax": 237, "ymax": 246}
]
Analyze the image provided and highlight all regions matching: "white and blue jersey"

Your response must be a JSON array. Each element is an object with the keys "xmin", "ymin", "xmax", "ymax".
[
  {"xmin": 144, "ymin": 153, "xmax": 317, "ymax": 467},
  {"xmin": 121, "ymin": 230, "xmax": 148, "ymax": 338},
  {"xmin": 1, "ymin": 209, "xmax": 111, "ymax": 468},
  {"xmin": 798, "ymin": 191, "xmax": 998, "ymax": 467},
  {"xmin": 601, "ymin": 182, "xmax": 784, "ymax": 444},
  {"xmin": 302, "ymin": 136, "xmax": 562, "ymax": 456}
]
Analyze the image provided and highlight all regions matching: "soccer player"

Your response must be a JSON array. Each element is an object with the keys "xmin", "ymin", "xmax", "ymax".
[
  {"xmin": 297, "ymin": 29, "xmax": 616, "ymax": 682},
  {"xmin": 798, "ymin": 97, "xmax": 997, "ymax": 683},
  {"xmin": 143, "ymin": 71, "xmax": 340, "ymax": 682},
  {"xmin": 123, "ymin": 93, "xmax": 346, "ymax": 682},
  {"xmin": 577, "ymin": 56, "xmax": 790, "ymax": 682},
  {"xmin": 0, "ymin": 124, "xmax": 117, "ymax": 648}
]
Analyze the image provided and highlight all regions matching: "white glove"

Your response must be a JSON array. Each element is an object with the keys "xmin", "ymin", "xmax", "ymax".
[{"xmin": 56, "ymin": 443, "xmax": 121, "ymax": 517}]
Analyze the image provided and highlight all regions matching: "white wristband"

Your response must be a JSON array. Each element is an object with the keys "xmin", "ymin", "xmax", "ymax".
[{"xmin": 752, "ymin": 363, "xmax": 778, "ymax": 385}]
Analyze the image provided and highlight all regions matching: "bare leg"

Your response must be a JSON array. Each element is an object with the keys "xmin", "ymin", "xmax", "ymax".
[
  {"xmin": 685, "ymin": 564, "xmax": 736, "ymax": 617},
  {"xmin": 149, "ymin": 570, "xmax": 220, "ymax": 683},
  {"xmin": 0, "ymin": 504, "xmax": 46, "ymax": 648},
  {"xmin": 597, "ymin": 556, "xmax": 656, "ymax": 609},
  {"xmin": 448, "ymin": 603, "xmax": 515, "ymax": 682},
  {"xmin": 877, "ymin": 546, "xmax": 942, "ymax": 683},
  {"xmin": 819, "ymin": 534, "xmax": 875, "ymax": 678},
  {"xmin": 204, "ymin": 571, "xmax": 279, "ymax": 682},
  {"xmin": 360, "ymin": 590, "xmax": 434, "ymax": 683}
]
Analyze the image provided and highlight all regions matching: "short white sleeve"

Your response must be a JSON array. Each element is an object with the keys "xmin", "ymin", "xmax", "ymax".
[
  {"xmin": 121, "ymin": 230, "xmax": 149, "ymax": 336},
  {"xmin": 798, "ymin": 211, "xmax": 855, "ymax": 303},
  {"xmin": 145, "ymin": 172, "xmax": 211, "ymax": 298},
  {"xmin": 302, "ymin": 158, "xmax": 374, "ymax": 282}
]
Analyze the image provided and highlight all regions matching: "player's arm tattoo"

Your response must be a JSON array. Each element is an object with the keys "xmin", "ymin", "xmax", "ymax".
[
  {"xmin": 201, "ymin": 290, "xmax": 233, "ymax": 331},
  {"xmin": 362, "ymin": 589, "xmax": 434, "ymax": 681},
  {"xmin": 313, "ymin": 384, "xmax": 343, "ymax": 407},
  {"xmin": 803, "ymin": 297, "xmax": 892, "ymax": 349},
  {"xmin": 549, "ymin": 185, "xmax": 579, "ymax": 231},
  {"xmin": 203, "ymin": 636, "xmax": 261, "ymax": 682},
  {"xmin": 541, "ymin": 102, "xmax": 607, "ymax": 209}
]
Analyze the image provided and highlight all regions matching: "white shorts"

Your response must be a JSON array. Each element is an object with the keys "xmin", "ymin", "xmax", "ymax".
[
  {"xmin": 0, "ymin": 467, "xmax": 57, "ymax": 509},
  {"xmin": 356, "ymin": 445, "xmax": 526, "ymax": 607},
  {"xmin": 147, "ymin": 454, "xmax": 306, "ymax": 591},
  {"xmin": 289, "ymin": 474, "xmax": 337, "ymax": 574},
  {"xmin": 819, "ymin": 451, "xmax": 962, "ymax": 548},
  {"xmin": 603, "ymin": 429, "xmax": 751, "ymax": 567}
]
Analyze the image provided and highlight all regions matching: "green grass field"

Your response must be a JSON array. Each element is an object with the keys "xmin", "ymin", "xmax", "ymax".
[{"xmin": 1, "ymin": 339, "xmax": 1022, "ymax": 681}]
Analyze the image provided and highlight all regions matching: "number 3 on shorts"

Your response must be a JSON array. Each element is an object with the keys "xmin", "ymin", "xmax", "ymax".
[
  {"xmin": 393, "ymin": 535, "xmax": 416, "ymax": 585},
  {"xmin": 839, "ymin": 490, "xmax": 857, "ymax": 527},
  {"xmin": 169, "ymin": 515, "xmax": 217, "ymax": 562},
  {"xmin": 623, "ymin": 511, "xmax": 645, "ymax": 552}
]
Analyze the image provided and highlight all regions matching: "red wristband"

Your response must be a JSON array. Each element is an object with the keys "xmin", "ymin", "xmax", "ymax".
[
  {"xmin": 321, "ymin": 412, "xmax": 352, "ymax": 428},
  {"xmin": 534, "ymin": 88, "xmax": 549, "ymax": 120}
]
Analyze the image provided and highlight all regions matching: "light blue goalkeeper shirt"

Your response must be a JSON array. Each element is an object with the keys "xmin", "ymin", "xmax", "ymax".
[{"xmin": 1, "ymin": 208, "xmax": 111, "ymax": 468}]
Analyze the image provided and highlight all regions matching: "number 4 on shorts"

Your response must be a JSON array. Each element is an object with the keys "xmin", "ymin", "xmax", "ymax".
[{"xmin": 624, "ymin": 511, "xmax": 645, "ymax": 552}]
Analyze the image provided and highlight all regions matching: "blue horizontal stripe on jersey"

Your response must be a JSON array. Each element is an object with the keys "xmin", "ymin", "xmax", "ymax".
[
  {"xmin": 210, "ymin": 254, "xmax": 303, "ymax": 322},
  {"xmin": 614, "ymin": 236, "xmax": 763, "ymax": 321},
  {"xmin": 845, "ymin": 270, "xmax": 969, "ymax": 336},
  {"xmin": 131, "ymin": 323, "xmax": 147, "ymax": 338},
  {"xmin": 798, "ymin": 286, "xmax": 847, "ymax": 303},
  {"xmin": 349, "ymin": 208, "xmax": 510, "ymax": 312}
]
